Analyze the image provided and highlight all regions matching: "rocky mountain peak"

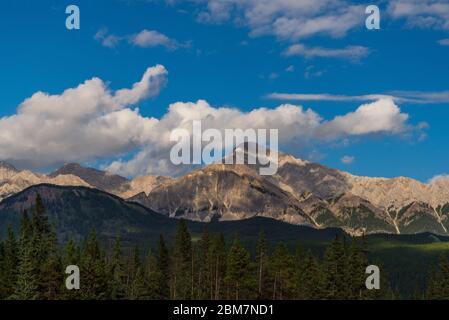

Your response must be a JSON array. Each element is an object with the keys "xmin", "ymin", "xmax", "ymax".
[
  {"xmin": 49, "ymin": 163, "xmax": 129, "ymax": 192},
  {"xmin": 0, "ymin": 161, "xmax": 18, "ymax": 171},
  {"xmin": 0, "ymin": 161, "xmax": 19, "ymax": 181}
]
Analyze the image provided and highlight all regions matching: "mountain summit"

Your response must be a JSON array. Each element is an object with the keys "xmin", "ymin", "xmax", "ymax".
[
  {"xmin": 1, "ymin": 149, "xmax": 449, "ymax": 236},
  {"xmin": 49, "ymin": 163, "xmax": 129, "ymax": 193}
]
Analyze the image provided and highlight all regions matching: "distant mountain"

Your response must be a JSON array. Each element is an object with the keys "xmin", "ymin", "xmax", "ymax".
[
  {"xmin": 49, "ymin": 163, "xmax": 171, "ymax": 199},
  {"xmin": 0, "ymin": 184, "xmax": 168, "ymax": 244},
  {"xmin": 130, "ymin": 148, "xmax": 449, "ymax": 235},
  {"xmin": 0, "ymin": 183, "xmax": 346, "ymax": 247},
  {"xmin": 2, "ymin": 147, "xmax": 449, "ymax": 236},
  {"xmin": 49, "ymin": 163, "xmax": 129, "ymax": 193},
  {"xmin": 0, "ymin": 161, "xmax": 19, "ymax": 180},
  {"xmin": 132, "ymin": 163, "xmax": 314, "ymax": 226},
  {"xmin": 0, "ymin": 162, "xmax": 169, "ymax": 202},
  {"xmin": 118, "ymin": 175, "xmax": 173, "ymax": 199},
  {"xmin": 0, "ymin": 161, "xmax": 90, "ymax": 202}
]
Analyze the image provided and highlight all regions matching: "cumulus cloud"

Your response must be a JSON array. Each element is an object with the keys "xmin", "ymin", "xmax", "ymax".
[
  {"xmin": 0, "ymin": 65, "xmax": 167, "ymax": 168},
  {"xmin": 439, "ymin": 38, "xmax": 449, "ymax": 46},
  {"xmin": 388, "ymin": 0, "xmax": 449, "ymax": 30},
  {"xmin": 341, "ymin": 155, "xmax": 355, "ymax": 164},
  {"xmin": 284, "ymin": 43, "xmax": 370, "ymax": 61},
  {"xmin": 317, "ymin": 98, "xmax": 409, "ymax": 138},
  {"xmin": 0, "ymin": 66, "xmax": 418, "ymax": 177},
  {"xmin": 115, "ymin": 65, "xmax": 168, "ymax": 105},
  {"xmin": 130, "ymin": 29, "xmax": 187, "ymax": 50},
  {"xmin": 107, "ymin": 98, "xmax": 413, "ymax": 177},
  {"xmin": 169, "ymin": 0, "xmax": 365, "ymax": 41}
]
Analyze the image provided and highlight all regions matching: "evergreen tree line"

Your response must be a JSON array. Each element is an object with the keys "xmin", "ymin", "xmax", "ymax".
[
  {"xmin": 426, "ymin": 254, "xmax": 449, "ymax": 299},
  {"xmin": 0, "ymin": 195, "xmax": 427, "ymax": 300}
]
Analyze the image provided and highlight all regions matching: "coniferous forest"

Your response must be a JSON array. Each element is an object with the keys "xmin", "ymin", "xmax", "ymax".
[{"xmin": 1, "ymin": 195, "xmax": 449, "ymax": 300}]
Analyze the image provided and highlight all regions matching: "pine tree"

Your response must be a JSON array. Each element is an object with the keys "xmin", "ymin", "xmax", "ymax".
[
  {"xmin": 13, "ymin": 236, "xmax": 39, "ymax": 300},
  {"xmin": 256, "ymin": 230, "xmax": 270, "ymax": 299},
  {"xmin": 39, "ymin": 226, "xmax": 63, "ymax": 299},
  {"xmin": 80, "ymin": 230, "xmax": 108, "ymax": 299},
  {"xmin": 297, "ymin": 251, "xmax": 324, "ymax": 299},
  {"xmin": 156, "ymin": 235, "xmax": 170, "ymax": 299},
  {"xmin": 347, "ymin": 238, "xmax": 368, "ymax": 299},
  {"xmin": 127, "ymin": 246, "xmax": 142, "ymax": 298},
  {"xmin": 225, "ymin": 234, "xmax": 254, "ymax": 300},
  {"xmin": 0, "ymin": 242, "xmax": 5, "ymax": 298},
  {"xmin": 210, "ymin": 234, "xmax": 226, "ymax": 300},
  {"xmin": 108, "ymin": 237, "xmax": 126, "ymax": 299},
  {"xmin": 19, "ymin": 210, "xmax": 32, "ymax": 242},
  {"xmin": 427, "ymin": 266, "xmax": 443, "ymax": 299},
  {"xmin": 270, "ymin": 242, "xmax": 296, "ymax": 299},
  {"xmin": 31, "ymin": 195, "xmax": 51, "ymax": 241},
  {"xmin": 171, "ymin": 219, "xmax": 192, "ymax": 299},
  {"xmin": 27, "ymin": 195, "xmax": 60, "ymax": 299},
  {"xmin": 197, "ymin": 227, "xmax": 212, "ymax": 299},
  {"xmin": 129, "ymin": 266, "xmax": 147, "ymax": 299},
  {"xmin": 2, "ymin": 225, "xmax": 19, "ymax": 298},
  {"xmin": 144, "ymin": 248, "xmax": 164, "ymax": 299},
  {"xmin": 323, "ymin": 235, "xmax": 350, "ymax": 299}
]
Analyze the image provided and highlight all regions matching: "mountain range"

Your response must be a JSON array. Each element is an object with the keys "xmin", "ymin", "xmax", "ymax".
[{"xmin": 1, "ymin": 147, "xmax": 449, "ymax": 236}]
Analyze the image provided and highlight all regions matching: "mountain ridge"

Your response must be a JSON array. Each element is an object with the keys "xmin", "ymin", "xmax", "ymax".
[{"xmin": 1, "ymin": 150, "xmax": 449, "ymax": 235}]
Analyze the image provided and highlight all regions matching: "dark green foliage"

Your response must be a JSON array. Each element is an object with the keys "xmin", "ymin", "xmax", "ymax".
[
  {"xmin": 196, "ymin": 227, "xmax": 212, "ymax": 299},
  {"xmin": 0, "ymin": 226, "xmax": 18, "ymax": 298},
  {"xmin": 210, "ymin": 234, "xmax": 226, "ymax": 300},
  {"xmin": 156, "ymin": 235, "xmax": 170, "ymax": 299},
  {"xmin": 171, "ymin": 219, "xmax": 193, "ymax": 299},
  {"xmin": 426, "ymin": 254, "xmax": 449, "ymax": 299},
  {"xmin": 270, "ymin": 242, "xmax": 296, "ymax": 299},
  {"xmin": 256, "ymin": 230, "xmax": 270, "ymax": 299},
  {"xmin": 297, "ymin": 251, "xmax": 324, "ymax": 299},
  {"xmin": 79, "ymin": 230, "xmax": 108, "ymax": 299},
  {"xmin": 323, "ymin": 236, "xmax": 350, "ymax": 299},
  {"xmin": 0, "ymin": 195, "xmax": 427, "ymax": 300},
  {"xmin": 108, "ymin": 237, "xmax": 126, "ymax": 299},
  {"xmin": 225, "ymin": 234, "xmax": 254, "ymax": 299}
]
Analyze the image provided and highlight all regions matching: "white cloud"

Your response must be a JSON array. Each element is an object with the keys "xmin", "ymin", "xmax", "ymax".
[
  {"xmin": 129, "ymin": 29, "xmax": 184, "ymax": 50},
  {"xmin": 317, "ymin": 98, "xmax": 409, "ymax": 138},
  {"xmin": 94, "ymin": 28, "xmax": 122, "ymax": 48},
  {"xmin": 0, "ymin": 65, "xmax": 167, "ymax": 168},
  {"xmin": 284, "ymin": 43, "xmax": 370, "ymax": 61},
  {"xmin": 169, "ymin": 0, "xmax": 365, "ymax": 41},
  {"xmin": 304, "ymin": 65, "xmax": 325, "ymax": 78},
  {"xmin": 107, "ymin": 98, "xmax": 413, "ymax": 176},
  {"xmin": 388, "ymin": 0, "xmax": 449, "ymax": 30},
  {"xmin": 115, "ymin": 65, "xmax": 168, "ymax": 105},
  {"xmin": 268, "ymin": 93, "xmax": 393, "ymax": 102},
  {"xmin": 0, "ymin": 66, "xmax": 417, "ymax": 177},
  {"xmin": 285, "ymin": 65, "xmax": 295, "ymax": 72},
  {"xmin": 95, "ymin": 28, "xmax": 187, "ymax": 50},
  {"xmin": 428, "ymin": 174, "xmax": 449, "ymax": 184},
  {"xmin": 439, "ymin": 38, "xmax": 449, "ymax": 46},
  {"xmin": 268, "ymin": 91, "xmax": 449, "ymax": 104},
  {"xmin": 341, "ymin": 155, "xmax": 355, "ymax": 164},
  {"xmin": 389, "ymin": 90, "xmax": 449, "ymax": 103}
]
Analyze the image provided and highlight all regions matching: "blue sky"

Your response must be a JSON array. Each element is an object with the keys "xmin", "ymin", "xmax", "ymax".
[{"xmin": 0, "ymin": 0, "xmax": 448, "ymax": 181}]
